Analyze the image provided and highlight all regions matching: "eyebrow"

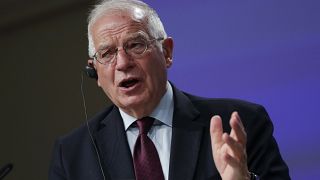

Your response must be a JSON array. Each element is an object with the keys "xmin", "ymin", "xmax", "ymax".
[
  {"xmin": 97, "ymin": 31, "xmax": 149, "ymax": 51},
  {"xmin": 97, "ymin": 44, "xmax": 111, "ymax": 51},
  {"xmin": 124, "ymin": 32, "xmax": 149, "ymax": 41}
]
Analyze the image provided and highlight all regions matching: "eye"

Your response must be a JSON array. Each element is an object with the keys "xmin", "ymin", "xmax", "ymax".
[
  {"xmin": 126, "ymin": 40, "xmax": 146, "ymax": 54},
  {"xmin": 99, "ymin": 48, "xmax": 115, "ymax": 59}
]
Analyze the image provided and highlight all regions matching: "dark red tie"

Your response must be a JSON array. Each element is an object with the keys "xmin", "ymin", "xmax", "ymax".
[{"xmin": 133, "ymin": 117, "xmax": 164, "ymax": 180}]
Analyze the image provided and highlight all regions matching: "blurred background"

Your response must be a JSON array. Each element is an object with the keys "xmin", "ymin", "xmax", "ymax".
[{"xmin": 1, "ymin": 0, "xmax": 319, "ymax": 179}]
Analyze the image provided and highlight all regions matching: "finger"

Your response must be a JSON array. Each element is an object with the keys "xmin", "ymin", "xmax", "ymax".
[
  {"xmin": 229, "ymin": 112, "xmax": 240, "ymax": 140},
  {"xmin": 222, "ymin": 133, "xmax": 246, "ymax": 161},
  {"xmin": 233, "ymin": 112, "xmax": 245, "ymax": 130},
  {"xmin": 229, "ymin": 112, "xmax": 247, "ymax": 145},
  {"xmin": 210, "ymin": 115, "xmax": 223, "ymax": 148}
]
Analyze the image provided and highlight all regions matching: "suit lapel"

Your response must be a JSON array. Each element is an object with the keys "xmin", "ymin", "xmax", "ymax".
[
  {"xmin": 94, "ymin": 106, "xmax": 135, "ymax": 180},
  {"xmin": 169, "ymin": 87, "xmax": 204, "ymax": 180},
  {"xmin": 92, "ymin": 86, "xmax": 209, "ymax": 180}
]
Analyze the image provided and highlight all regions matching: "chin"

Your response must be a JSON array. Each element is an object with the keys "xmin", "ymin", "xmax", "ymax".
[{"xmin": 118, "ymin": 96, "xmax": 146, "ymax": 108}]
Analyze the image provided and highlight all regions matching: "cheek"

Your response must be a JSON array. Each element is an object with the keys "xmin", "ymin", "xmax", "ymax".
[
  {"xmin": 145, "ymin": 59, "xmax": 167, "ymax": 87},
  {"xmin": 100, "ymin": 78, "xmax": 118, "ymax": 103},
  {"xmin": 96, "ymin": 67, "xmax": 116, "ymax": 91},
  {"xmin": 97, "ymin": 65, "xmax": 114, "ymax": 81},
  {"xmin": 152, "ymin": 56, "xmax": 167, "ymax": 75}
]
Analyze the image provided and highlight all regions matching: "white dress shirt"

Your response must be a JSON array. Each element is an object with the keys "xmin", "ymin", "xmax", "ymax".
[{"xmin": 119, "ymin": 81, "xmax": 174, "ymax": 180}]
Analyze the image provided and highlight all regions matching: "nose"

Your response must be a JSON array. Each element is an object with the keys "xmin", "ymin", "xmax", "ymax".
[{"xmin": 115, "ymin": 48, "xmax": 134, "ymax": 71}]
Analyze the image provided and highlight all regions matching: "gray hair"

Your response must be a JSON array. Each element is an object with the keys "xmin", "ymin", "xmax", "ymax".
[{"xmin": 87, "ymin": 0, "xmax": 167, "ymax": 57}]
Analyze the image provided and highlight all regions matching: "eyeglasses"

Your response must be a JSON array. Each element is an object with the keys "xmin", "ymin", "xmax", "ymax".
[{"xmin": 93, "ymin": 37, "xmax": 164, "ymax": 65}]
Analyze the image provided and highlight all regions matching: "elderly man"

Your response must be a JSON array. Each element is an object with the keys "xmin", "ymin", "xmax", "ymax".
[{"xmin": 49, "ymin": 0, "xmax": 290, "ymax": 180}]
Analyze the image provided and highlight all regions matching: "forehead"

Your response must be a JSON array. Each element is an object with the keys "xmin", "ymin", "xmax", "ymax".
[{"xmin": 91, "ymin": 10, "xmax": 150, "ymax": 45}]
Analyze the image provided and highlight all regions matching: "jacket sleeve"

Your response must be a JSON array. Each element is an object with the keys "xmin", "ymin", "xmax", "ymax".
[{"xmin": 245, "ymin": 105, "xmax": 290, "ymax": 180}]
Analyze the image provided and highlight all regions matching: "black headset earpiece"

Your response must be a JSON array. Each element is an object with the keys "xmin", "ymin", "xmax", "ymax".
[{"xmin": 84, "ymin": 65, "xmax": 98, "ymax": 79}]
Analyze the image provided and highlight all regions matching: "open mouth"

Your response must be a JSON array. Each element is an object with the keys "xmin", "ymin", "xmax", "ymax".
[{"xmin": 119, "ymin": 78, "xmax": 140, "ymax": 89}]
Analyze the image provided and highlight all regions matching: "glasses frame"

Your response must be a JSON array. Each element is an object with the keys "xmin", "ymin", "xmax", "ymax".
[{"xmin": 92, "ymin": 37, "xmax": 164, "ymax": 65}]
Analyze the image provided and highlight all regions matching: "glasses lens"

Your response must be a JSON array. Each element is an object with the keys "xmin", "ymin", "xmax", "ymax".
[
  {"xmin": 94, "ymin": 38, "xmax": 155, "ymax": 64},
  {"xmin": 98, "ymin": 48, "xmax": 116, "ymax": 64},
  {"xmin": 125, "ymin": 40, "xmax": 147, "ymax": 56}
]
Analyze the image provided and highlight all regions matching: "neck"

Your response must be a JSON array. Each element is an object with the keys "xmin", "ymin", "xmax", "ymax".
[{"xmin": 120, "ymin": 84, "xmax": 167, "ymax": 119}]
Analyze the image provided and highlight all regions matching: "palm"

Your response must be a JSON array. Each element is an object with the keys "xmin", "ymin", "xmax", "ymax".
[{"xmin": 213, "ymin": 144, "xmax": 241, "ymax": 179}]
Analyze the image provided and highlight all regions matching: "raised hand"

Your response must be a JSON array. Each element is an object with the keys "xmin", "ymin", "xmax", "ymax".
[{"xmin": 210, "ymin": 112, "xmax": 250, "ymax": 180}]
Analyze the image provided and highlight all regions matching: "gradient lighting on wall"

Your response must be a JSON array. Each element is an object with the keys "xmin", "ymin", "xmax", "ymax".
[{"xmin": 144, "ymin": 0, "xmax": 320, "ymax": 179}]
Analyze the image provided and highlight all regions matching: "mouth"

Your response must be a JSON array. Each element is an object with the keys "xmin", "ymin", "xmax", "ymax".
[{"xmin": 119, "ymin": 78, "xmax": 140, "ymax": 89}]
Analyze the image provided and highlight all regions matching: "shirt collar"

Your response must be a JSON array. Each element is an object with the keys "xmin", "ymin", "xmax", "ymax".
[{"xmin": 120, "ymin": 81, "xmax": 174, "ymax": 130}]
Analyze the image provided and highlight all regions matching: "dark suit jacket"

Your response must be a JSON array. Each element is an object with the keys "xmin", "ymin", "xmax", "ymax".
[{"xmin": 49, "ymin": 86, "xmax": 290, "ymax": 180}]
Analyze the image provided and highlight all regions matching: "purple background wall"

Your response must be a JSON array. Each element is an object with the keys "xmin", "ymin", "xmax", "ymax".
[{"xmin": 144, "ymin": 0, "xmax": 320, "ymax": 179}]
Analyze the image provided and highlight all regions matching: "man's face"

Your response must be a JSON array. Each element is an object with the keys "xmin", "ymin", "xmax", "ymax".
[{"xmin": 90, "ymin": 10, "xmax": 173, "ymax": 118}]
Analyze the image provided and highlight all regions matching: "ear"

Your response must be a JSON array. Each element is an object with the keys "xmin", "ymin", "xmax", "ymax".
[
  {"xmin": 162, "ymin": 37, "xmax": 174, "ymax": 68},
  {"xmin": 87, "ymin": 59, "xmax": 101, "ymax": 86},
  {"xmin": 87, "ymin": 59, "xmax": 95, "ymax": 68}
]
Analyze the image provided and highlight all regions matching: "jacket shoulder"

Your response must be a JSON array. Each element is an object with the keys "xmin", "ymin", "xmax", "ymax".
[
  {"xmin": 184, "ymin": 92, "xmax": 265, "ymax": 114},
  {"xmin": 58, "ymin": 105, "xmax": 115, "ymax": 143}
]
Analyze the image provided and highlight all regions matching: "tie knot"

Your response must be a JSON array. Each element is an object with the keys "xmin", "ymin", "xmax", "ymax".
[{"xmin": 136, "ymin": 117, "xmax": 155, "ymax": 135}]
